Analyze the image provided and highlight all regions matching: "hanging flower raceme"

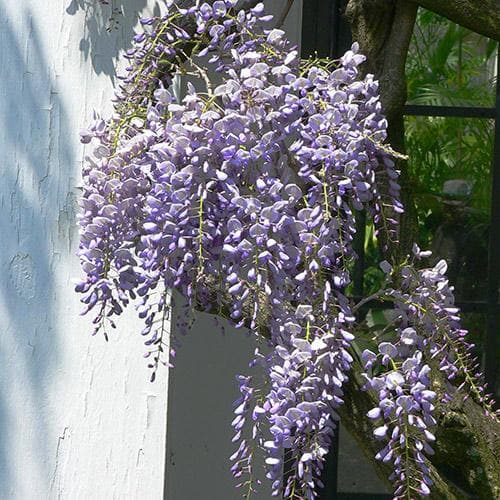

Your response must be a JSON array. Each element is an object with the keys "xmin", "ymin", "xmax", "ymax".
[
  {"xmin": 361, "ymin": 247, "xmax": 498, "ymax": 498},
  {"xmin": 76, "ymin": 2, "xmax": 498, "ymax": 498}
]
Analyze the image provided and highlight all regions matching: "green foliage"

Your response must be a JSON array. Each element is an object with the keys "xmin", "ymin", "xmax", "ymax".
[
  {"xmin": 400, "ymin": 10, "xmax": 497, "ymax": 354},
  {"xmin": 361, "ymin": 10, "xmax": 496, "ymax": 304},
  {"xmin": 405, "ymin": 9, "xmax": 496, "ymax": 222},
  {"xmin": 407, "ymin": 9, "xmax": 496, "ymax": 108}
]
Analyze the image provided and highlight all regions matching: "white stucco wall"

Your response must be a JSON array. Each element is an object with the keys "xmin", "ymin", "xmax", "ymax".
[{"xmin": 0, "ymin": 1, "xmax": 168, "ymax": 498}]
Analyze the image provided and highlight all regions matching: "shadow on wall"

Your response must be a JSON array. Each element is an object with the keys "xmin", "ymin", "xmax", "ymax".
[
  {"xmin": 0, "ymin": 5, "xmax": 73, "ymax": 496},
  {"xmin": 0, "ymin": 0, "xmax": 151, "ymax": 495},
  {"xmin": 66, "ymin": 0, "xmax": 155, "ymax": 78}
]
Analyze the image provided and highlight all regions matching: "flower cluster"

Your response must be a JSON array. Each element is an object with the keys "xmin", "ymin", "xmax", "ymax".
[
  {"xmin": 76, "ymin": 2, "xmax": 496, "ymax": 498},
  {"xmin": 382, "ymin": 247, "xmax": 497, "ymax": 416},
  {"xmin": 362, "ymin": 329, "xmax": 437, "ymax": 498},
  {"xmin": 361, "ymin": 247, "xmax": 498, "ymax": 497}
]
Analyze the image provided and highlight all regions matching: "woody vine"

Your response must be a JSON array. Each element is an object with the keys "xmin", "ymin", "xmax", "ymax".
[{"xmin": 76, "ymin": 1, "xmax": 499, "ymax": 498}]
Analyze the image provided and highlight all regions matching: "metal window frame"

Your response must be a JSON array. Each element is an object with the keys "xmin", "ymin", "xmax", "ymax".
[{"xmin": 301, "ymin": 2, "xmax": 499, "ymax": 498}]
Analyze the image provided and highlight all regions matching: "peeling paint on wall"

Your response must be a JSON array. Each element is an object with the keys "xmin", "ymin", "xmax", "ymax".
[
  {"xmin": 9, "ymin": 253, "xmax": 36, "ymax": 301},
  {"xmin": 0, "ymin": 1, "xmax": 168, "ymax": 499}
]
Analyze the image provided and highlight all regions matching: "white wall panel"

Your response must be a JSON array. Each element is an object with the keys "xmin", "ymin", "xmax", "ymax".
[{"xmin": 0, "ymin": 1, "xmax": 167, "ymax": 499}]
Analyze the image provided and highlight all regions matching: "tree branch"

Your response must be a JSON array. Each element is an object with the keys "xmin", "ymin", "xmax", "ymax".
[
  {"xmin": 414, "ymin": 0, "xmax": 500, "ymax": 41},
  {"xmin": 339, "ymin": 363, "xmax": 500, "ymax": 499},
  {"xmin": 346, "ymin": 0, "xmax": 419, "ymax": 259}
]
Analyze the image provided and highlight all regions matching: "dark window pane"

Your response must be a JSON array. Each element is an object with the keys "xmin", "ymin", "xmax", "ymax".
[{"xmin": 405, "ymin": 116, "xmax": 494, "ymax": 301}]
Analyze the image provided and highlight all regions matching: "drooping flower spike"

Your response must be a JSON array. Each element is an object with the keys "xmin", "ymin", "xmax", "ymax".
[{"xmin": 77, "ymin": 2, "xmax": 497, "ymax": 498}]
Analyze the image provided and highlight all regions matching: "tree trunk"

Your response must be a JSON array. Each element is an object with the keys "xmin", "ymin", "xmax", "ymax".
[
  {"xmin": 342, "ymin": 2, "xmax": 500, "ymax": 498},
  {"xmin": 345, "ymin": 0, "xmax": 419, "ymax": 260}
]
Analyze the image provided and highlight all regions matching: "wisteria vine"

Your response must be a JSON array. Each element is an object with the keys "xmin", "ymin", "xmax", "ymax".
[{"xmin": 77, "ymin": 1, "xmax": 498, "ymax": 498}]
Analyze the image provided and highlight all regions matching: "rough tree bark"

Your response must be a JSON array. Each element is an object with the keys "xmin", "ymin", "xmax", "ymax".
[
  {"xmin": 346, "ymin": 0, "xmax": 419, "ymax": 261},
  {"xmin": 341, "ymin": 1, "xmax": 500, "ymax": 498},
  {"xmin": 412, "ymin": 0, "xmax": 500, "ymax": 42}
]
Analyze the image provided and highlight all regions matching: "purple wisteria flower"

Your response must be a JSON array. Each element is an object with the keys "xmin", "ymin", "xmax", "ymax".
[{"xmin": 76, "ymin": 2, "xmax": 497, "ymax": 499}]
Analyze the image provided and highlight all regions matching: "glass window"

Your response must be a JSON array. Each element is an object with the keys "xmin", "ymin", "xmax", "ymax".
[
  {"xmin": 406, "ymin": 9, "xmax": 497, "ymax": 108},
  {"xmin": 404, "ymin": 115, "xmax": 493, "ymax": 302}
]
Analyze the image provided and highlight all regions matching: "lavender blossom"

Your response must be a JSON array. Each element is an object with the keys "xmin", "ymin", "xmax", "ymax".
[{"xmin": 76, "ymin": 3, "xmax": 496, "ymax": 499}]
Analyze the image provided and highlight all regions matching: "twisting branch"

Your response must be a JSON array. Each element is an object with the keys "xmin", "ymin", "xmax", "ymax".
[{"xmin": 413, "ymin": 0, "xmax": 500, "ymax": 41}]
